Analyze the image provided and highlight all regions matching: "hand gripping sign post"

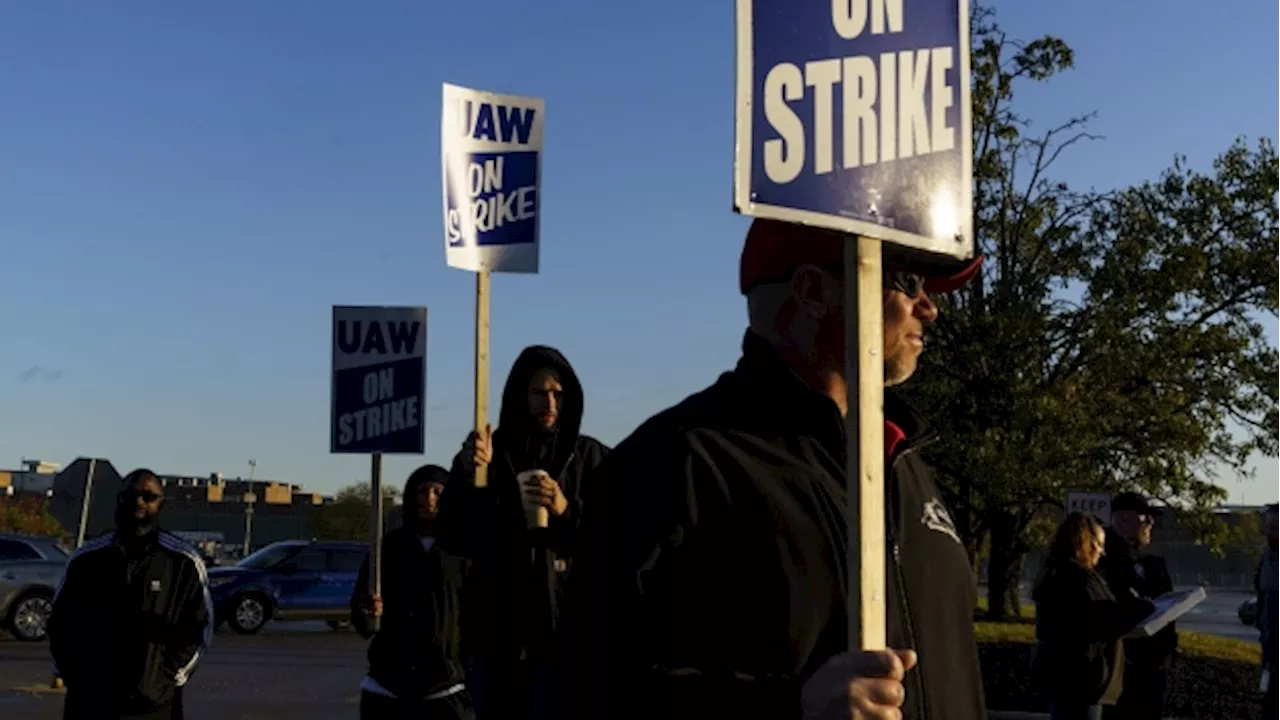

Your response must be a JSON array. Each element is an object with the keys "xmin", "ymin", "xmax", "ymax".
[
  {"xmin": 331, "ymin": 305, "xmax": 428, "ymax": 632},
  {"xmin": 734, "ymin": 0, "xmax": 973, "ymax": 651},
  {"xmin": 441, "ymin": 82, "xmax": 545, "ymax": 489}
]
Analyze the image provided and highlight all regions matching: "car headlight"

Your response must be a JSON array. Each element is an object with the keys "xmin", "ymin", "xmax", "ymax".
[{"xmin": 209, "ymin": 577, "xmax": 237, "ymax": 589}]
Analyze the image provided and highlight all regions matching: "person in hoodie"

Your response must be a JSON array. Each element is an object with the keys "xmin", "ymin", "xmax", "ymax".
[
  {"xmin": 49, "ymin": 469, "xmax": 214, "ymax": 720},
  {"xmin": 351, "ymin": 464, "xmax": 472, "ymax": 720},
  {"xmin": 561, "ymin": 219, "xmax": 987, "ymax": 720},
  {"xmin": 437, "ymin": 345, "xmax": 609, "ymax": 720}
]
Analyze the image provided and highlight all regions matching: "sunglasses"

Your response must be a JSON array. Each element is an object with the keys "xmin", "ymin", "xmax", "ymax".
[
  {"xmin": 119, "ymin": 489, "xmax": 162, "ymax": 503},
  {"xmin": 884, "ymin": 268, "xmax": 927, "ymax": 298}
]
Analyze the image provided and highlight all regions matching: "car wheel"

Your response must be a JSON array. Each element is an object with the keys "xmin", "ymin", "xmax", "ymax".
[
  {"xmin": 8, "ymin": 590, "xmax": 54, "ymax": 642},
  {"xmin": 228, "ymin": 593, "xmax": 270, "ymax": 634}
]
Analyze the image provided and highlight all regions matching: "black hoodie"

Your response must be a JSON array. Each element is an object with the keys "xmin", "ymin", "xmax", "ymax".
[
  {"xmin": 437, "ymin": 345, "xmax": 609, "ymax": 660},
  {"xmin": 352, "ymin": 466, "xmax": 467, "ymax": 700},
  {"xmin": 560, "ymin": 331, "xmax": 986, "ymax": 720}
]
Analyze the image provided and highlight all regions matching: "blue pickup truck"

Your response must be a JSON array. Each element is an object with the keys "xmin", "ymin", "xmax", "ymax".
[{"xmin": 208, "ymin": 540, "xmax": 368, "ymax": 634}]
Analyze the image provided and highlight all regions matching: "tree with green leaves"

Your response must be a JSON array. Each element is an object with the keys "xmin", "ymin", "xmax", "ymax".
[
  {"xmin": 0, "ymin": 494, "xmax": 66, "ymax": 537},
  {"xmin": 907, "ymin": 5, "xmax": 1279, "ymax": 619},
  {"xmin": 309, "ymin": 482, "xmax": 400, "ymax": 541}
]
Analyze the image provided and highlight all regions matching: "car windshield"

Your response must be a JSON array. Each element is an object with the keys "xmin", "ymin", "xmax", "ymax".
[
  {"xmin": 237, "ymin": 543, "xmax": 302, "ymax": 569},
  {"xmin": 42, "ymin": 542, "xmax": 69, "ymax": 558}
]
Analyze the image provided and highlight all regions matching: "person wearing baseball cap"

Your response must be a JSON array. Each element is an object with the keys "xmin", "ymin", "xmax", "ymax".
[
  {"xmin": 1098, "ymin": 492, "xmax": 1175, "ymax": 720},
  {"xmin": 559, "ymin": 219, "xmax": 986, "ymax": 720}
]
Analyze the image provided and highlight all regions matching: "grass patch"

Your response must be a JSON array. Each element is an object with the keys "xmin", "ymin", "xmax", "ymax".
[{"xmin": 975, "ymin": 619, "xmax": 1266, "ymax": 719}]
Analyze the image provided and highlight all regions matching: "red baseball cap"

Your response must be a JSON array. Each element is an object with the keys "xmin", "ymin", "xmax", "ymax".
[{"xmin": 739, "ymin": 219, "xmax": 983, "ymax": 295}]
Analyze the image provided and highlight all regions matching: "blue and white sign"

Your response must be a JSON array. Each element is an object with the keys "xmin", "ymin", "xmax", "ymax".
[
  {"xmin": 734, "ymin": 0, "xmax": 974, "ymax": 259},
  {"xmin": 442, "ymin": 83, "xmax": 545, "ymax": 273},
  {"xmin": 331, "ymin": 306, "xmax": 427, "ymax": 455}
]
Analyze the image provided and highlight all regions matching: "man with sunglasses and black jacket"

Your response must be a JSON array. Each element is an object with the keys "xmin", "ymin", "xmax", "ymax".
[
  {"xmin": 561, "ymin": 219, "xmax": 987, "ymax": 720},
  {"xmin": 49, "ymin": 468, "xmax": 214, "ymax": 720}
]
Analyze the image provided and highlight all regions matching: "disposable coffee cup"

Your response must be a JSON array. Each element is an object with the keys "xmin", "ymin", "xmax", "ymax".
[{"xmin": 517, "ymin": 470, "xmax": 550, "ymax": 529}]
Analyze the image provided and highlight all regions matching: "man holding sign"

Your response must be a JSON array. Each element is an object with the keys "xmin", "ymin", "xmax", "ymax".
[
  {"xmin": 562, "ymin": 220, "xmax": 985, "ymax": 720},
  {"xmin": 437, "ymin": 346, "xmax": 607, "ymax": 720}
]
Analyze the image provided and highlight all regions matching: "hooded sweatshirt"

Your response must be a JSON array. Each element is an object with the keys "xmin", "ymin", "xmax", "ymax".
[
  {"xmin": 352, "ymin": 466, "xmax": 467, "ymax": 700},
  {"xmin": 437, "ymin": 345, "xmax": 609, "ymax": 659}
]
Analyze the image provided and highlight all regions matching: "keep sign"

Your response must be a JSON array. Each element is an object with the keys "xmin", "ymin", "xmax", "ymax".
[
  {"xmin": 331, "ymin": 306, "xmax": 427, "ymax": 455},
  {"xmin": 734, "ymin": 0, "xmax": 974, "ymax": 259},
  {"xmin": 1066, "ymin": 491, "xmax": 1113, "ymax": 525},
  {"xmin": 442, "ymin": 83, "xmax": 545, "ymax": 274}
]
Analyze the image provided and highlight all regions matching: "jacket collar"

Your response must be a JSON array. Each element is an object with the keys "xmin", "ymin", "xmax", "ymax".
[{"xmin": 734, "ymin": 331, "xmax": 939, "ymax": 456}]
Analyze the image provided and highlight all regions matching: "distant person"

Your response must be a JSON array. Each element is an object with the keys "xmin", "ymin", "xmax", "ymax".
[
  {"xmin": 560, "ymin": 219, "xmax": 987, "ymax": 720},
  {"xmin": 49, "ymin": 469, "xmax": 214, "ymax": 720},
  {"xmin": 351, "ymin": 464, "xmax": 472, "ymax": 720},
  {"xmin": 1257, "ymin": 504, "xmax": 1278, "ymax": 716},
  {"xmin": 1098, "ymin": 492, "xmax": 1175, "ymax": 720},
  {"xmin": 1033, "ymin": 512, "xmax": 1154, "ymax": 720},
  {"xmin": 437, "ymin": 346, "xmax": 609, "ymax": 720}
]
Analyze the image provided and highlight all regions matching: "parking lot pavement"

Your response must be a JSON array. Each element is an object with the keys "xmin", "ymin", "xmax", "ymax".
[{"xmin": 1, "ymin": 622, "xmax": 369, "ymax": 720}]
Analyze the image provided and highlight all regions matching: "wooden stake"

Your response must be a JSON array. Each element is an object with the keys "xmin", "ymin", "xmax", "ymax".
[
  {"xmin": 474, "ymin": 270, "xmax": 491, "ymax": 488},
  {"xmin": 368, "ymin": 452, "xmax": 383, "ymax": 633},
  {"xmin": 845, "ymin": 235, "xmax": 886, "ymax": 650}
]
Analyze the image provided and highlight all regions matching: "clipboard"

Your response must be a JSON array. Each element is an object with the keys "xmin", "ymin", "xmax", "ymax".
[{"xmin": 1124, "ymin": 586, "xmax": 1207, "ymax": 639}]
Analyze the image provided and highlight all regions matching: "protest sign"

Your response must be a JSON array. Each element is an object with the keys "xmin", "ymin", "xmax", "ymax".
[
  {"xmin": 441, "ymin": 83, "xmax": 546, "ymax": 488},
  {"xmin": 734, "ymin": 0, "xmax": 973, "ymax": 259},
  {"xmin": 330, "ymin": 305, "xmax": 427, "ymax": 631},
  {"xmin": 442, "ymin": 83, "xmax": 544, "ymax": 274}
]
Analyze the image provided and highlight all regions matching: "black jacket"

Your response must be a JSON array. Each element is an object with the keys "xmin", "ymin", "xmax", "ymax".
[
  {"xmin": 1098, "ymin": 532, "xmax": 1177, "ymax": 667},
  {"xmin": 560, "ymin": 332, "xmax": 986, "ymax": 720},
  {"xmin": 437, "ymin": 345, "xmax": 608, "ymax": 659},
  {"xmin": 1032, "ymin": 557, "xmax": 1153, "ymax": 706},
  {"xmin": 50, "ymin": 530, "xmax": 214, "ymax": 719},
  {"xmin": 351, "ymin": 527, "xmax": 467, "ymax": 699}
]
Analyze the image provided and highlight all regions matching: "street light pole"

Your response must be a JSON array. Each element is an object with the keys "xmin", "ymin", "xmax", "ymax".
[
  {"xmin": 75, "ymin": 459, "xmax": 98, "ymax": 549},
  {"xmin": 243, "ymin": 491, "xmax": 257, "ymax": 556}
]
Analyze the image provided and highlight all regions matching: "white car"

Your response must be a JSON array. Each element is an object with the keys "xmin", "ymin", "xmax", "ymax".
[{"xmin": 0, "ymin": 533, "xmax": 69, "ymax": 642}]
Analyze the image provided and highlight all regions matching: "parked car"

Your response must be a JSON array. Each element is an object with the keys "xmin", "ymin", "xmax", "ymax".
[
  {"xmin": 0, "ymin": 533, "xmax": 69, "ymax": 641},
  {"xmin": 1239, "ymin": 595, "xmax": 1259, "ymax": 625},
  {"xmin": 208, "ymin": 540, "xmax": 368, "ymax": 634}
]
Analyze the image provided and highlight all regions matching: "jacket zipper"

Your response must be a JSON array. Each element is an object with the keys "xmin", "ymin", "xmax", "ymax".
[{"xmin": 888, "ymin": 445, "xmax": 931, "ymax": 720}]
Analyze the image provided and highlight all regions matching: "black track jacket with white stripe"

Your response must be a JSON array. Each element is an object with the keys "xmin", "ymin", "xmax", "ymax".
[{"xmin": 49, "ymin": 530, "xmax": 214, "ymax": 719}]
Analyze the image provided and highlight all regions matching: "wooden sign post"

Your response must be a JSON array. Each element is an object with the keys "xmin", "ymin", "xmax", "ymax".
[
  {"xmin": 473, "ymin": 271, "xmax": 491, "ymax": 488},
  {"xmin": 845, "ymin": 235, "xmax": 886, "ymax": 649}
]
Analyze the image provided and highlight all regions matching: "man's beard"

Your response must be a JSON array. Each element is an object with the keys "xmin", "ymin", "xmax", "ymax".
[{"xmin": 116, "ymin": 507, "xmax": 158, "ymax": 537}]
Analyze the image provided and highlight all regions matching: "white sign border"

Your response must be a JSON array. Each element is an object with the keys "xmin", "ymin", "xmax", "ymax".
[
  {"xmin": 732, "ymin": 0, "xmax": 975, "ymax": 261},
  {"xmin": 441, "ymin": 82, "xmax": 546, "ymax": 275}
]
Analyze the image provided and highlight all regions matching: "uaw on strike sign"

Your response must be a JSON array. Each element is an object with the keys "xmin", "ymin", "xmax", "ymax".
[
  {"xmin": 734, "ymin": 0, "xmax": 973, "ymax": 259},
  {"xmin": 442, "ymin": 83, "xmax": 545, "ymax": 274},
  {"xmin": 331, "ymin": 306, "xmax": 427, "ymax": 455}
]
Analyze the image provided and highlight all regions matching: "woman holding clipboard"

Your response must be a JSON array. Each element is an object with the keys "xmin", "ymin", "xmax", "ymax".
[{"xmin": 1031, "ymin": 513, "xmax": 1154, "ymax": 720}]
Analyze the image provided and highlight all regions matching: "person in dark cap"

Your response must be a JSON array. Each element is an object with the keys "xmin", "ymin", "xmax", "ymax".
[
  {"xmin": 49, "ymin": 468, "xmax": 214, "ymax": 720},
  {"xmin": 351, "ymin": 464, "xmax": 472, "ymax": 720},
  {"xmin": 1098, "ymin": 492, "xmax": 1175, "ymax": 720},
  {"xmin": 560, "ymin": 219, "xmax": 986, "ymax": 720}
]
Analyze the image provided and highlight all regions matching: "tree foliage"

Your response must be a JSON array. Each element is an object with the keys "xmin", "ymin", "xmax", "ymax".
[
  {"xmin": 908, "ymin": 5, "xmax": 1279, "ymax": 618},
  {"xmin": 310, "ymin": 482, "xmax": 400, "ymax": 541},
  {"xmin": 0, "ymin": 495, "xmax": 66, "ymax": 537}
]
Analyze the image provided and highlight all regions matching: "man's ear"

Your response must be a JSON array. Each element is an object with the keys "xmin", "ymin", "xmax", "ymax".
[{"xmin": 789, "ymin": 265, "xmax": 840, "ymax": 319}]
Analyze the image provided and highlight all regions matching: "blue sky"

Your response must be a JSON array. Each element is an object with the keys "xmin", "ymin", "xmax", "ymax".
[{"xmin": 2, "ymin": 1, "xmax": 1276, "ymax": 504}]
